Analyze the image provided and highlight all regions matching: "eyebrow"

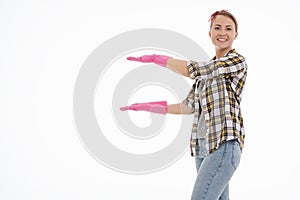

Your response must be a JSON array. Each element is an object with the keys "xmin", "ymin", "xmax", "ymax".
[{"xmin": 214, "ymin": 24, "xmax": 233, "ymax": 27}]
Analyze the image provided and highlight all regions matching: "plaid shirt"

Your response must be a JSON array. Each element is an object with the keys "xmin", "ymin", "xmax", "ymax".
[{"xmin": 183, "ymin": 49, "xmax": 247, "ymax": 156}]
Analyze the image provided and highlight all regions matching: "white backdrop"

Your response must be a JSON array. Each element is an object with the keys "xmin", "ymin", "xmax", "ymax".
[{"xmin": 1, "ymin": 0, "xmax": 300, "ymax": 199}]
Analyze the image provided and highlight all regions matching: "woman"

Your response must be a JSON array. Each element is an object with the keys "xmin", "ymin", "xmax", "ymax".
[{"xmin": 120, "ymin": 10, "xmax": 247, "ymax": 200}]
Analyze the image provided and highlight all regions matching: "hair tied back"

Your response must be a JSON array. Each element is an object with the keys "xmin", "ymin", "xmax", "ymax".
[{"xmin": 208, "ymin": 9, "xmax": 228, "ymax": 22}]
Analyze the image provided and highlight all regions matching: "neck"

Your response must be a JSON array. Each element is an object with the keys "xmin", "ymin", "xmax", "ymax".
[{"xmin": 215, "ymin": 47, "xmax": 232, "ymax": 59}]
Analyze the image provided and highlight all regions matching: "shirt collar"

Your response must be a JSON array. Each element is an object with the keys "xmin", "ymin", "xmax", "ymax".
[{"xmin": 211, "ymin": 49, "xmax": 236, "ymax": 61}]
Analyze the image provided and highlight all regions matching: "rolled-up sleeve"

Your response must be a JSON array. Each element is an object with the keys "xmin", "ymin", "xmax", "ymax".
[{"xmin": 187, "ymin": 52, "xmax": 247, "ymax": 80}]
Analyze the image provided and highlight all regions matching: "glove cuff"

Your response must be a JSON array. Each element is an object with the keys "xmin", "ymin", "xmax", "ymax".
[
  {"xmin": 147, "ymin": 101, "xmax": 168, "ymax": 114},
  {"xmin": 153, "ymin": 55, "xmax": 172, "ymax": 67}
]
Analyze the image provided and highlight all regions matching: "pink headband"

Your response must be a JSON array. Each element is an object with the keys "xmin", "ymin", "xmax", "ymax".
[
  {"xmin": 209, "ymin": 11, "xmax": 220, "ymax": 22},
  {"xmin": 208, "ymin": 10, "xmax": 228, "ymax": 22}
]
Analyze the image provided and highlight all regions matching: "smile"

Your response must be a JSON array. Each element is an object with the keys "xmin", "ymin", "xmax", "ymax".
[{"xmin": 217, "ymin": 38, "xmax": 227, "ymax": 42}]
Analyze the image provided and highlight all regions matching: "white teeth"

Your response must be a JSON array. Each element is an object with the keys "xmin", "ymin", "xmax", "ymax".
[{"xmin": 217, "ymin": 38, "xmax": 227, "ymax": 42}]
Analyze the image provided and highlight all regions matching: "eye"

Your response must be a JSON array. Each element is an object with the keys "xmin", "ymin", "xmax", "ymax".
[
  {"xmin": 226, "ymin": 27, "xmax": 233, "ymax": 31},
  {"xmin": 214, "ymin": 27, "xmax": 220, "ymax": 30}
]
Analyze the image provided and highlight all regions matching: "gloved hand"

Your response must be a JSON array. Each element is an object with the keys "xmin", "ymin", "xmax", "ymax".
[
  {"xmin": 127, "ymin": 54, "xmax": 172, "ymax": 67},
  {"xmin": 120, "ymin": 101, "xmax": 168, "ymax": 114}
]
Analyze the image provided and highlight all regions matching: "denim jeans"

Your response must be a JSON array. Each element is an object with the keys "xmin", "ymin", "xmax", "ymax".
[{"xmin": 191, "ymin": 139, "xmax": 241, "ymax": 200}]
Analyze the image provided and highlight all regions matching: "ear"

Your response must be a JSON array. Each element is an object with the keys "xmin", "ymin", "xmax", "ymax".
[
  {"xmin": 234, "ymin": 31, "xmax": 238, "ymax": 39},
  {"xmin": 209, "ymin": 31, "xmax": 211, "ymax": 38}
]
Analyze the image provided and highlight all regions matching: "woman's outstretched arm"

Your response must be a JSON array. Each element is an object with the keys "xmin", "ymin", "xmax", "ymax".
[
  {"xmin": 120, "ymin": 102, "xmax": 193, "ymax": 115},
  {"xmin": 127, "ymin": 54, "xmax": 190, "ymax": 77}
]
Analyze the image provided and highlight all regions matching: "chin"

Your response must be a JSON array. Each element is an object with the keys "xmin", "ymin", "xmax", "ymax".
[{"xmin": 216, "ymin": 45, "xmax": 231, "ymax": 50}]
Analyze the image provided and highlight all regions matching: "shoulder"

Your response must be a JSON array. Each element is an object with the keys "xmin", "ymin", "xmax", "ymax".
[
  {"xmin": 228, "ymin": 49, "xmax": 246, "ymax": 60},
  {"xmin": 222, "ymin": 49, "xmax": 246, "ymax": 64}
]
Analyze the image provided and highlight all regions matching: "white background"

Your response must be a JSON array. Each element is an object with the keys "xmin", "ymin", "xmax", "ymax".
[{"xmin": 1, "ymin": 0, "xmax": 300, "ymax": 199}]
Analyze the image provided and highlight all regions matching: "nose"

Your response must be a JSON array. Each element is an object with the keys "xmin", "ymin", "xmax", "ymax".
[{"xmin": 219, "ymin": 31, "xmax": 226, "ymax": 36}]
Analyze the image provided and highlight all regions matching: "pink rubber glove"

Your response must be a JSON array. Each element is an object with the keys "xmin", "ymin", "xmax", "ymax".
[
  {"xmin": 120, "ymin": 101, "xmax": 168, "ymax": 114},
  {"xmin": 127, "ymin": 54, "xmax": 171, "ymax": 67}
]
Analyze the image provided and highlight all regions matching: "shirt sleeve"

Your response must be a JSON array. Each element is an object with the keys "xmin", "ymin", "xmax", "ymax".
[
  {"xmin": 187, "ymin": 52, "xmax": 247, "ymax": 80},
  {"xmin": 182, "ymin": 82, "xmax": 196, "ymax": 113}
]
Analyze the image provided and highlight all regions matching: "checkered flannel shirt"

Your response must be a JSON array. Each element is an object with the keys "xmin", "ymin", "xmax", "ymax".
[{"xmin": 183, "ymin": 49, "xmax": 247, "ymax": 156}]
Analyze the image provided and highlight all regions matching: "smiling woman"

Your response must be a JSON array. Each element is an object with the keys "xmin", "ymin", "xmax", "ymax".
[{"xmin": 120, "ymin": 10, "xmax": 247, "ymax": 200}]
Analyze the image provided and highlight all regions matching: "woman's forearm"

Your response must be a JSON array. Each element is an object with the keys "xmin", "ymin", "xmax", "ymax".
[
  {"xmin": 167, "ymin": 103, "xmax": 193, "ymax": 115},
  {"xmin": 167, "ymin": 58, "xmax": 190, "ymax": 77}
]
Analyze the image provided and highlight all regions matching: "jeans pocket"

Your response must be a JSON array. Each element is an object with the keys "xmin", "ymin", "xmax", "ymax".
[{"xmin": 230, "ymin": 141, "xmax": 241, "ymax": 170}]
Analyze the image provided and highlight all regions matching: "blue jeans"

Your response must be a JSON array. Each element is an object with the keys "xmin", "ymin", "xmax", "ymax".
[{"xmin": 191, "ymin": 139, "xmax": 241, "ymax": 200}]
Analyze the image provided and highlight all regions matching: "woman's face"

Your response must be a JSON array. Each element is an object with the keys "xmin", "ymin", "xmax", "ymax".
[{"xmin": 209, "ymin": 15, "xmax": 238, "ymax": 51}]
